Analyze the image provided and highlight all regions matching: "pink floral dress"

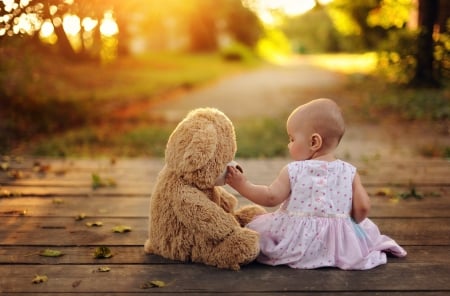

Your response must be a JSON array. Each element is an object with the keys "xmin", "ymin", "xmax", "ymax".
[{"xmin": 247, "ymin": 160, "xmax": 407, "ymax": 270}]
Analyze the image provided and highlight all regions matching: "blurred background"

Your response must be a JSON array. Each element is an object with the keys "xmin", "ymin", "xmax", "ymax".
[{"xmin": 0, "ymin": 0, "xmax": 449, "ymax": 159}]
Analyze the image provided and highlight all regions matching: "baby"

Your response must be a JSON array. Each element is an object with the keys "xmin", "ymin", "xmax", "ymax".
[{"xmin": 226, "ymin": 98, "xmax": 406, "ymax": 270}]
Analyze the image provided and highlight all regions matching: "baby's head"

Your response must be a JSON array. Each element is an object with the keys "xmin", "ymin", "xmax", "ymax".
[{"xmin": 287, "ymin": 98, "xmax": 345, "ymax": 157}]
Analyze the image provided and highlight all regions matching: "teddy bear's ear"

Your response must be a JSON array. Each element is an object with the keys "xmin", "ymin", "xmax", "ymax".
[
  {"xmin": 182, "ymin": 123, "xmax": 217, "ymax": 171},
  {"xmin": 166, "ymin": 120, "xmax": 218, "ymax": 173}
]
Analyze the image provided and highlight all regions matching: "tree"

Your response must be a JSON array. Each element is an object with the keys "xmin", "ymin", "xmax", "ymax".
[{"xmin": 410, "ymin": 0, "xmax": 440, "ymax": 87}]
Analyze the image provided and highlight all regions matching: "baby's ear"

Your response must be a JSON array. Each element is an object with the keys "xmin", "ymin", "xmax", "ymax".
[{"xmin": 311, "ymin": 133, "xmax": 323, "ymax": 150}]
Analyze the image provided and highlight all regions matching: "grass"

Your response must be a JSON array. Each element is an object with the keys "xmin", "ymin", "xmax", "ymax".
[
  {"xmin": 1, "ymin": 50, "xmax": 261, "ymax": 155},
  {"xmin": 235, "ymin": 117, "xmax": 288, "ymax": 158},
  {"xmin": 2, "ymin": 51, "xmax": 448, "ymax": 158}
]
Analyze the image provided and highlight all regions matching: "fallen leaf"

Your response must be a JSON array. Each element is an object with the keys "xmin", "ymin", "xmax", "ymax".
[
  {"xmin": 39, "ymin": 249, "xmax": 64, "ymax": 257},
  {"xmin": 112, "ymin": 225, "xmax": 132, "ymax": 233},
  {"xmin": 32, "ymin": 275, "xmax": 48, "ymax": 284},
  {"xmin": 86, "ymin": 221, "xmax": 103, "ymax": 227},
  {"xmin": 52, "ymin": 198, "xmax": 64, "ymax": 204},
  {"xmin": 92, "ymin": 173, "xmax": 116, "ymax": 189},
  {"xmin": 8, "ymin": 170, "xmax": 26, "ymax": 179},
  {"xmin": 94, "ymin": 246, "xmax": 113, "ymax": 259},
  {"xmin": 400, "ymin": 187, "xmax": 423, "ymax": 199},
  {"xmin": 0, "ymin": 161, "xmax": 9, "ymax": 171},
  {"xmin": 141, "ymin": 280, "xmax": 166, "ymax": 289},
  {"xmin": 34, "ymin": 162, "xmax": 51, "ymax": 173},
  {"xmin": 75, "ymin": 213, "xmax": 87, "ymax": 221},
  {"xmin": 14, "ymin": 156, "xmax": 24, "ymax": 163},
  {"xmin": 0, "ymin": 189, "xmax": 11, "ymax": 197},
  {"xmin": 97, "ymin": 266, "xmax": 111, "ymax": 272},
  {"xmin": 374, "ymin": 187, "xmax": 395, "ymax": 198}
]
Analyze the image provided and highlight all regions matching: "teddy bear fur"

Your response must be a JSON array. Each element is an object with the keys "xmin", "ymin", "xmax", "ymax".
[{"xmin": 144, "ymin": 107, "xmax": 266, "ymax": 270}]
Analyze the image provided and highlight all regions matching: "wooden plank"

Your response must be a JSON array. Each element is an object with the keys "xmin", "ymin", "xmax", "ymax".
[
  {"xmin": 0, "ymin": 185, "xmax": 152, "ymax": 197},
  {"xmin": 0, "ymin": 157, "xmax": 448, "ymax": 296},
  {"xmin": 0, "ymin": 246, "xmax": 448, "ymax": 265},
  {"xmin": 1, "ymin": 217, "xmax": 449, "ymax": 246},
  {"xmin": 6, "ymin": 293, "xmax": 450, "ymax": 296},
  {"xmin": 2, "ymin": 184, "xmax": 445, "ymax": 199},
  {"xmin": 0, "ymin": 263, "xmax": 449, "ymax": 294},
  {"xmin": 2, "ymin": 158, "xmax": 449, "ymax": 186},
  {"xmin": 1, "ymin": 189, "xmax": 449, "ymax": 218},
  {"xmin": 0, "ymin": 196, "xmax": 151, "ymax": 218}
]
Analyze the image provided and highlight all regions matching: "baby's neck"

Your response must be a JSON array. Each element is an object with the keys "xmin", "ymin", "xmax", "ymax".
[{"xmin": 309, "ymin": 151, "xmax": 336, "ymax": 162}]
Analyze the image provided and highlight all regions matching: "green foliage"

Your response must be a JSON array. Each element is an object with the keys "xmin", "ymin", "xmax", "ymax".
[
  {"xmin": 119, "ymin": 126, "xmax": 173, "ymax": 157},
  {"xmin": 92, "ymin": 173, "xmax": 116, "ymax": 189},
  {"xmin": 235, "ymin": 117, "xmax": 288, "ymax": 158},
  {"xmin": 0, "ymin": 49, "xmax": 257, "ymax": 154},
  {"xmin": 256, "ymin": 28, "xmax": 292, "ymax": 63},
  {"xmin": 367, "ymin": 87, "xmax": 449, "ymax": 121},
  {"xmin": 30, "ymin": 124, "xmax": 173, "ymax": 157},
  {"xmin": 220, "ymin": 42, "xmax": 257, "ymax": 62},
  {"xmin": 282, "ymin": 8, "xmax": 339, "ymax": 53},
  {"xmin": 367, "ymin": 0, "xmax": 413, "ymax": 29},
  {"xmin": 30, "ymin": 128, "xmax": 106, "ymax": 157}
]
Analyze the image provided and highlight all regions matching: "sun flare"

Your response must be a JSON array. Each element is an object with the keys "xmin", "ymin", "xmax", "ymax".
[{"xmin": 244, "ymin": 0, "xmax": 334, "ymax": 24}]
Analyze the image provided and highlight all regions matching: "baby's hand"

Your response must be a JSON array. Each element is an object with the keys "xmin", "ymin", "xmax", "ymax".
[{"xmin": 226, "ymin": 166, "xmax": 247, "ymax": 189}]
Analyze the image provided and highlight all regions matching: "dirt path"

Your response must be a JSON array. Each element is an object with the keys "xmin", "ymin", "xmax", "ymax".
[
  {"xmin": 147, "ymin": 59, "xmax": 447, "ymax": 161},
  {"xmin": 148, "ymin": 60, "xmax": 345, "ymax": 122}
]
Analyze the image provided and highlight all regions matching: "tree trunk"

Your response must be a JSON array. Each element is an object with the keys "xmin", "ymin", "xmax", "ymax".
[
  {"xmin": 410, "ymin": 0, "xmax": 440, "ymax": 87},
  {"xmin": 54, "ymin": 25, "xmax": 78, "ymax": 60}
]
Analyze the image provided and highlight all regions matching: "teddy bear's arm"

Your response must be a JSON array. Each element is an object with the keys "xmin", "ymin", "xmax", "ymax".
[
  {"xmin": 175, "ymin": 187, "xmax": 239, "ymax": 241},
  {"xmin": 214, "ymin": 187, "xmax": 237, "ymax": 213}
]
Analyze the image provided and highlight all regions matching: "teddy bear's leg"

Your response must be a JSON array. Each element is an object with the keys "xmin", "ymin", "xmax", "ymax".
[
  {"xmin": 234, "ymin": 205, "xmax": 267, "ymax": 227},
  {"xmin": 192, "ymin": 228, "xmax": 260, "ymax": 270},
  {"xmin": 144, "ymin": 239, "xmax": 154, "ymax": 254}
]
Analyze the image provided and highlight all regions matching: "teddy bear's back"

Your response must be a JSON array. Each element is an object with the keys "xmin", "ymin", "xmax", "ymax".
[{"xmin": 147, "ymin": 169, "xmax": 195, "ymax": 261}]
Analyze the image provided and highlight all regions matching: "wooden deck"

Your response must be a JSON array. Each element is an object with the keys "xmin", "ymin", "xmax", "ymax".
[{"xmin": 0, "ymin": 157, "xmax": 449, "ymax": 295}]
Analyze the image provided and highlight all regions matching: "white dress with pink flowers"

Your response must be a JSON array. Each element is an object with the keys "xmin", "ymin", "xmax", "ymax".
[{"xmin": 247, "ymin": 160, "xmax": 407, "ymax": 270}]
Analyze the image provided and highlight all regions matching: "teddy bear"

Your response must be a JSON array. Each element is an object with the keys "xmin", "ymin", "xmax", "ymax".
[{"xmin": 144, "ymin": 107, "xmax": 266, "ymax": 270}]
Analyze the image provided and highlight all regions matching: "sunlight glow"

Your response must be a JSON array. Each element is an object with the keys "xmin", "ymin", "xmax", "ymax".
[
  {"xmin": 82, "ymin": 17, "xmax": 98, "ymax": 32},
  {"xmin": 39, "ymin": 19, "xmax": 57, "ymax": 44},
  {"xmin": 2, "ymin": 0, "xmax": 17, "ymax": 12},
  {"xmin": 308, "ymin": 53, "xmax": 377, "ymax": 74},
  {"xmin": 14, "ymin": 12, "xmax": 40, "ymax": 35},
  {"xmin": 243, "ymin": 0, "xmax": 334, "ymax": 23},
  {"xmin": 62, "ymin": 14, "xmax": 81, "ymax": 36},
  {"xmin": 39, "ymin": 19, "xmax": 54, "ymax": 38},
  {"xmin": 280, "ymin": 0, "xmax": 316, "ymax": 16},
  {"xmin": 100, "ymin": 11, "xmax": 119, "ymax": 37},
  {"xmin": 49, "ymin": 5, "xmax": 58, "ymax": 16}
]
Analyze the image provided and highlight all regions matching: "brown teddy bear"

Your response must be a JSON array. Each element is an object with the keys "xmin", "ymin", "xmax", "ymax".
[{"xmin": 144, "ymin": 107, "xmax": 266, "ymax": 270}]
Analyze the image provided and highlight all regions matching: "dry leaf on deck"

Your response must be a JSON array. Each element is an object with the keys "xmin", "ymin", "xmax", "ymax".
[
  {"xmin": 86, "ymin": 221, "xmax": 103, "ymax": 227},
  {"xmin": 39, "ymin": 249, "xmax": 64, "ymax": 257},
  {"xmin": 112, "ymin": 225, "xmax": 132, "ymax": 233},
  {"xmin": 141, "ymin": 280, "xmax": 166, "ymax": 289},
  {"xmin": 32, "ymin": 275, "xmax": 48, "ymax": 284},
  {"xmin": 94, "ymin": 246, "xmax": 113, "ymax": 259},
  {"xmin": 75, "ymin": 213, "xmax": 87, "ymax": 221}
]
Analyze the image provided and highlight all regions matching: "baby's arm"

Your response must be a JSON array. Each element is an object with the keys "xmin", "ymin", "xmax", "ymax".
[
  {"xmin": 226, "ymin": 165, "xmax": 290, "ymax": 207},
  {"xmin": 351, "ymin": 172, "xmax": 371, "ymax": 223}
]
